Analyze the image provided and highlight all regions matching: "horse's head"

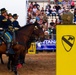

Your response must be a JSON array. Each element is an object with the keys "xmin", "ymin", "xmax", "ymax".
[{"xmin": 33, "ymin": 22, "xmax": 45, "ymax": 42}]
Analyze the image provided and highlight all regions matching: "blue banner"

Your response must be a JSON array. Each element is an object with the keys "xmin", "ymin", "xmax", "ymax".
[{"xmin": 36, "ymin": 40, "xmax": 56, "ymax": 50}]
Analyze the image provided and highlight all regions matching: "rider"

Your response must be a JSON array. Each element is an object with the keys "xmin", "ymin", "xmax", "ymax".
[
  {"xmin": 0, "ymin": 8, "xmax": 14, "ymax": 54},
  {"xmin": 12, "ymin": 14, "xmax": 20, "ymax": 28}
]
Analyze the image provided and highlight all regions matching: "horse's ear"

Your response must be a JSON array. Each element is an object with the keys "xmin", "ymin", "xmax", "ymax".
[
  {"xmin": 34, "ymin": 21, "xmax": 39, "ymax": 25},
  {"xmin": 34, "ymin": 20, "xmax": 37, "ymax": 24}
]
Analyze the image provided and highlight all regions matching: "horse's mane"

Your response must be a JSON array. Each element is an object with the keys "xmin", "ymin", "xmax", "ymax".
[
  {"xmin": 16, "ymin": 22, "xmax": 39, "ymax": 31},
  {"xmin": 17, "ymin": 23, "xmax": 33, "ymax": 31},
  {"xmin": 15, "ymin": 22, "xmax": 40, "ymax": 35}
]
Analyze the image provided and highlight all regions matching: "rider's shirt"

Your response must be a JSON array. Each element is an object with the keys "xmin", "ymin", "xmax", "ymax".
[
  {"xmin": 12, "ymin": 20, "xmax": 20, "ymax": 28},
  {"xmin": 0, "ymin": 15, "xmax": 11, "ymax": 29}
]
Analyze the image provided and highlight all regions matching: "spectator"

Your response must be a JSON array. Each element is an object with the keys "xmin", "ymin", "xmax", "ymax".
[
  {"xmin": 74, "ymin": 8, "xmax": 76, "ymax": 22},
  {"xmin": 48, "ymin": 20, "xmax": 56, "ymax": 40},
  {"xmin": 55, "ymin": 17, "xmax": 61, "ymax": 24},
  {"xmin": 67, "ymin": 1, "xmax": 71, "ymax": 9},
  {"xmin": 50, "ymin": 20, "xmax": 55, "ymax": 27},
  {"xmin": 55, "ymin": 0, "xmax": 58, "ymax": 3},
  {"xmin": 27, "ymin": 16, "xmax": 34, "ymax": 24},
  {"xmin": 58, "ymin": 7, "xmax": 64, "ymax": 22},
  {"xmin": 51, "ymin": 6, "xmax": 57, "ymax": 18},
  {"xmin": 29, "ymin": 2, "xmax": 33, "ymax": 9},
  {"xmin": 41, "ymin": 7, "xmax": 45, "ymax": 13},
  {"xmin": 33, "ymin": 5, "xmax": 38, "ymax": 16},
  {"xmin": 58, "ymin": 7, "xmax": 64, "ymax": 15},
  {"xmin": 46, "ymin": 3, "xmax": 51, "ymax": 10},
  {"xmin": 45, "ymin": 9, "xmax": 50, "ymax": 16},
  {"xmin": 43, "ymin": 22, "xmax": 48, "ymax": 34},
  {"xmin": 40, "ymin": 12, "xmax": 48, "ymax": 23},
  {"xmin": 28, "ymin": 8, "xmax": 33, "ymax": 18},
  {"xmin": 71, "ymin": 0, "xmax": 75, "ymax": 9},
  {"xmin": 34, "ymin": 2, "xmax": 40, "ymax": 9},
  {"xmin": 36, "ymin": 13, "xmax": 40, "ymax": 22},
  {"xmin": 61, "ymin": 8, "xmax": 73, "ymax": 24},
  {"xmin": 49, "ymin": 7, "xmax": 52, "ymax": 15},
  {"xmin": 55, "ymin": 4, "xmax": 61, "ymax": 13},
  {"xmin": 36, "ymin": 9, "xmax": 41, "ymax": 16},
  {"xmin": 45, "ymin": 4, "xmax": 52, "ymax": 15}
]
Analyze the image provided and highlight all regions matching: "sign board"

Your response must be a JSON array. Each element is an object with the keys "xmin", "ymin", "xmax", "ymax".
[
  {"xmin": 36, "ymin": 40, "xmax": 56, "ymax": 50},
  {"xmin": 0, "ymin": 0, "xmax": 28, "ymax": 26},
  {"xmin": 56, "ymin": 25, "xmax": 76, "ymax": 75},
  {"xmin": 28, "ymin": 43, "xmax": 36, "ymax": 54}
]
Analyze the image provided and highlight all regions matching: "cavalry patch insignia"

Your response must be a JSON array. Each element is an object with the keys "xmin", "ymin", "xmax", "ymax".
[
  {"xmin": 2, "ymin": 19, "xmax": 7, "ymax": 21},
  {"xmin": 62, "ymin": 35, "xmax": 75, "ymax": 52}
]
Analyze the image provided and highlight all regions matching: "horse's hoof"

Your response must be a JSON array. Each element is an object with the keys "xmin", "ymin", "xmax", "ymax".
[
  {"xmin": 23, "ymin": 61, "xmax": 26, "ymax": 64},
  {"xmin": 17, "ymin": 64, "xmax": 22, "ymax": 69},
  {"xmin": 1, "ymin": 61, "xmax": 4, "ymax": 64},
  {"xmin": 2, "ymin": 62, "xmax": 4, "ymax": 64},
  {"xmin": 7, "ymin": 66, "xmax": 10, "ymax": 70},
  {"xmin": 15, "ymin": 73, "xmax": 19, "ymax": 75}
]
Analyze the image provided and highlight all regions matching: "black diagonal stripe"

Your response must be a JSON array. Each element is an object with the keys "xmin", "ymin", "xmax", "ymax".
[{"xmin": 62, "ymin": 37, "xmax": 73, "ymax": 47}]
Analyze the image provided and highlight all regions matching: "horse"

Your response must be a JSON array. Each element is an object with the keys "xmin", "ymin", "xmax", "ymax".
[
  {"xmin": 19, "ymin": 25, "xmax": 45, "ymax": 65},
  {"xmin": 0, "ymin": 22, "xmax": 45, "ymax": 75},
  {"xmin": 7, "ymin": 22, "xmax": 45, "ymax": 69}
]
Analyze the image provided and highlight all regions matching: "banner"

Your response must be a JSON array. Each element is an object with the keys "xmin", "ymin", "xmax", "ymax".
[
  {"xmin": 36, "ymin": 40, "xmax": 56, "ymax": 50},
  {"xmin": 56, "ymin": 25, "xmax": 76, "ymax": 75}
]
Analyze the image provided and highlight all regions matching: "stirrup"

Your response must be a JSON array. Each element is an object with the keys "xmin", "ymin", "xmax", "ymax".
[
  {"xmin": 6, "ymin": 50, "xmax": 9, "ymax": 54},
  {"xmin": 6, "ymin": 50, "xmax": 9, "ymax": 55}
]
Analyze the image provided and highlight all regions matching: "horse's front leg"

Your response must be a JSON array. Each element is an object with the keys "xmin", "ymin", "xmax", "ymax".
[
  {"xmin": 19, "ymin": 54, "xmax": 25, "ymax": 65},
  {"xmin": 0, "ymin": 54, "xmax": 4, "ymax": 64},
  {"xmin": 21, "ymin": 50, "xmax": 27, "ymax": 65},
  {"xmin": 7, "ymin": 55, "xmax": 13, "ymax": 70},
  {"xmin": 7, "ymin": 57, "xmax": 11, "ymax": 70}
]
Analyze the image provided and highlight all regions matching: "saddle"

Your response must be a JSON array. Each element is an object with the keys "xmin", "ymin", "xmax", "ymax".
[{"xmin": 0, "ymin": 34, "xmax": 15, "ymax": 54}]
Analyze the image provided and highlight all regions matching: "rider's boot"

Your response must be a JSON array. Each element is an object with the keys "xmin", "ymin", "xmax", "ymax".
[{"xmin": 6, "ymin": 42, "xmax": 15, "ymax": 55}]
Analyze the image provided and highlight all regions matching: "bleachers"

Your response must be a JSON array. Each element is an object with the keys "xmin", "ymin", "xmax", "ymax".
[{"xmin": 29, "ymin": 1, "xmax": 76, "ymax": 24}]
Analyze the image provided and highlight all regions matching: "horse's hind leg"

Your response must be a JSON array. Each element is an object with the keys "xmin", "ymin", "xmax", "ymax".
[
  {"xmin": 0, "ymin": 54, "xmax": 4, "ymax": 64},
  {"xmin": 7, "ymin": 55, "xmax": 15, "ymax": 71},
  {"xmin": 7, "ymin": 55, "xmax": 11, "ymax": 70},
  {"xmin": 7, "ymin": 55, "xmax": 19, "ymax": 75},
  {"xmin": 12, "ymin": 54, "xmax": 19, "ymax": 75},
  {"xmin": 13, "ymin": 66, "xmax": 18, "ymax": 75}
]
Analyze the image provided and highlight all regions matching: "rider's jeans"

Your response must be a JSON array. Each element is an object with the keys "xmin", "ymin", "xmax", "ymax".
[{"xmin": 0, "ymin": 31, "xmax": 12, "ymax": 43}]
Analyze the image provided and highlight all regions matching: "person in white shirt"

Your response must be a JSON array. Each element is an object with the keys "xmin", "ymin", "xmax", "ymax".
[
  {"xmin": 58, "ymin": 7, "xmax": 64, "ymax": 15},
  {"xmin": 33, "ymin": 5, "xmax": 37, "ymax": 14},
  {"xmin": 51, "ymin": 6, "xmax": 57, "ymax": 18}
]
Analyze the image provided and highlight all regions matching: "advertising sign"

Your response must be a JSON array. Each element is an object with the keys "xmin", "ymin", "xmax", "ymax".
[
  {"xmin": 56, "ymin": 25, "xmax": 76, "ymax": 75},
  {"xmin": 36, "ymin": 40, "xmax": 56, "ymax": 50}
]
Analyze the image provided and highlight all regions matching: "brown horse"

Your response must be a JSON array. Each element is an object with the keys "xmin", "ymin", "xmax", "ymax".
[
  {"xmin": 19, "ymin": 25, "xmax": 45, "ymax": 65},
  {"xmin": 0, "ymin": 22, "xmax": 45, "ymax": 75},
  {"xmin": 8, "ymin": 23, "xmax": 45, "ymax": 68}
]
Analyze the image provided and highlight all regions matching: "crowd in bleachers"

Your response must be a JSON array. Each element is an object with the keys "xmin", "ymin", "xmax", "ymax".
[{"xmin": 27, "ymin": 1, "xmax": 76, "ymax": 40}]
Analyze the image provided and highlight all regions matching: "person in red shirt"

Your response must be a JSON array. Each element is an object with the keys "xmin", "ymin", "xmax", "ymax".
[{"xmin": 71, "ymin": 0, "xmax": 75, "ymax": 9}]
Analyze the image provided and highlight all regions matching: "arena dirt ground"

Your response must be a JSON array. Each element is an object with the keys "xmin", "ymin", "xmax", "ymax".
[{"xmin": 0, "ymin": 52, "xmax": 56, "ymax": 75}]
